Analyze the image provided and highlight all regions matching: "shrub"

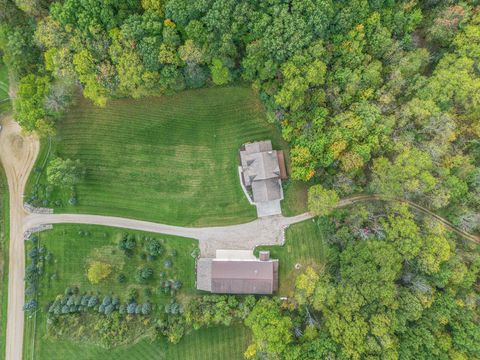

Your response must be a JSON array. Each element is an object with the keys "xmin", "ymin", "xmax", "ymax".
[
  {"xmin": 87, "ymin": 296, "xmax": 98, "ymax": 308},
  {"xmin": 23, "ymin": 299, "xmax": 38, "ymax": 312},
  {"xmin": 190, "ymin": 248, "xmax": 200, "ymax": 258},
  {"xmin": 104, "ymin": 304, "xmax": 114, "ymax": 315},
  {"xmin": 164, "ymin": 259, "xmax": 173, "ymax": 268},
  {"xmin": 145, "ymin": 238, "xmax": 163, "ymax": 258},
  {"xmin": 102, "ymin": 296, "xmax": 112, "ymax": 306},
  {"xmin": 141, "ymin": 302, "xmax": 152, "ymax": 315},
  {"xmin": 119, "ymin": 304, "xmax": 126, "ymax": 315},
  {"xmin": 127, "ymin": 303, "xmax": 136, "ymax": 314},
  {"xmin": 119, "ymin": 233, "xmax": 136, "ymax": 255},
  {"xmin": 117, "ymin": 273, "xmax": 126, "ymax": 283},
  {"xmin": 173, "ymin": 280, "xmax": 182, "ymax": 290},
  {"xmin": 135, "ymin": 266, "xmax": 154, "ymax": 283},
  {"xmin": 127, "ymin": 288, "xmax": 138, "ymax": 302},
  {"xmin": 64, "ymin": 287, "xmax": 73, "ymax": 296}
]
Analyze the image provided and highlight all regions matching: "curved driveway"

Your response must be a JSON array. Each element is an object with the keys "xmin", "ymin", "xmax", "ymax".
[{"xmin": 24, "ymin": 212, "xmax": 313, "ymax": 257}]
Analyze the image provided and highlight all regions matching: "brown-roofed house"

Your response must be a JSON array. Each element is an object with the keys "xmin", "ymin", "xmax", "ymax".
[{"xmin": 196, "ymin": 250, "xmax": 279, "ymax": 294}]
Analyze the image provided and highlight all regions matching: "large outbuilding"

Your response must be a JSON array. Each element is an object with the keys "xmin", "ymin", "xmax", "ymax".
[{"xmin": 196, "ymin": 250, "xmax": 279, "ymax": 294}]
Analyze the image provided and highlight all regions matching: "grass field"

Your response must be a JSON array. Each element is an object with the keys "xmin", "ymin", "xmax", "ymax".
[
  {"xmin": 27, "ymin": 225, "xmax": 198, "ymax": 301},
  {"xmin": 281, "ymin": 181, "xmax": 309, "ymax": 216},
  {"xmin": 27, "ymin": 86, "xmax": 307, "ymax": 226},
  {"xmin": 23, "ymin": 224, "xmax": 250, "ymax": 360},
  {"xmin": 26, "ymin": 324, "xmax": 250, "ymax": 360},
  {"xmin": 0, "ymin": 64, "xmax": 8, "ymax": 98},
  {"xmin": 256, "ymin": 217, "xmax": 331, "ymax": 295},
  {"xmin": 0, "ymin": 63, "xmax": 9, "ymax": 113}
]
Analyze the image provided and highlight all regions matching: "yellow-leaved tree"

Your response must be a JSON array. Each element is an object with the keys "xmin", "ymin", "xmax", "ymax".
[{"xmin": 87, "ymin": 261, "xmax": 112, "ymax": 284}]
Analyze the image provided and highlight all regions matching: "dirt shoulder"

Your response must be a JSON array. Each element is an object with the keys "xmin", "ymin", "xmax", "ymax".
[{"xmin": 0, "ymin": 117, "xmax": 39, "ymax": 360}]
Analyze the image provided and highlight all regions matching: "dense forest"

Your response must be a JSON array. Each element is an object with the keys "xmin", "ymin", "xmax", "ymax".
[
  {"xmin": 1, "ymin": 0, "xmax": 479, "ymax": 359},
  {"xmin": 246, "ymin": 204, "xmax": 480, "ymax": 359}
]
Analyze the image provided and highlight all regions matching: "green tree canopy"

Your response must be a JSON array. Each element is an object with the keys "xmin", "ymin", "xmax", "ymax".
[
  {"xmin": 46, "ymin": 157, "xmax": 85, "ymax": 187},
  {"xmin": 245, "ymin": 298, "xmax": 293, "ymax": 357},
  {"xmin": 307, "ymin": 185, "xmax": 339, "ymax": 216}
]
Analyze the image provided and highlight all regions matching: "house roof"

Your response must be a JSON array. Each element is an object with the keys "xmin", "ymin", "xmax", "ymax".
[
  {"xmin": 210, "ymin": 260, "xmax": 277, "ymax": 294},
  {"xmin": 243, "ymin": 151, "xmax": 280, "ymax": 182},
  {"xmin": 239, "ymin": 140, "xmax": 284, "ymax": 203},
  {"xmin": 243, "ymin": 140, "xmax": 272, "ymax": 154},
  {"xmin": 252, "ymin": 178, "xmax": 283, "ymax": 202}
]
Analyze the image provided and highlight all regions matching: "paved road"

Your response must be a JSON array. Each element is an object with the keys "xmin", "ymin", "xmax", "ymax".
[{"xmin": 0, "ymin": 117, "xmax": 39, "ymax": 360}]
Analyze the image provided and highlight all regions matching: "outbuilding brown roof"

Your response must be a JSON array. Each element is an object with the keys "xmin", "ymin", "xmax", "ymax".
[{"xmin": 210, "ymin": 260, "xmax": 278, "ymax": 294}]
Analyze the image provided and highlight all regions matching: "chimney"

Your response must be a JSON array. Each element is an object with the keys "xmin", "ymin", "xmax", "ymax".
[{"xmin": 259, "ymin": 251, "xmax": 270, "ymax": 261}]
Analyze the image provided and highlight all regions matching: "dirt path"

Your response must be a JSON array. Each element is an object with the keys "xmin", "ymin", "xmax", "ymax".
[
  {"xmin": 336, "ymin": 194, "xmax": 480, "ymax": 243},
  {"xmin": 0, "ymin": 117, "xmax": 39, "ymax": 360}
]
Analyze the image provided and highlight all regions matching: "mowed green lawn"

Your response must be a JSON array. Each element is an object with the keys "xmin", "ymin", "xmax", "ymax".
[
  {"xmin": 0, "ymin": 63, "xmax": 10, "ymax": 112},
  {"xmin": 256, "ymin": 217, "xmax": 331, "ymax": 295},
  {"xmin": 26, "ymin": 225, "xmax": 198, "ymax": 302},
  {"xmin": 38, "ymin": 86, "xmax": 298, "ymax": 226},
  {"xmin": 27, "ymin": 324, "xmax": 250, "ymax": 360},
  {"xmin": 24, "ymin": 225, "xmax": 250, "ymax": 360},
  {"xmin": 0, "ymin": 64, "xmax": 8, "ymax": 98}
]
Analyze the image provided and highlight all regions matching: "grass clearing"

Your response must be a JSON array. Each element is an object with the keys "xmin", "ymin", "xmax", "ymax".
[
  {"xmin": 0, "ymin": 64, "xmax": 8, "ymax": 98},
  {"xmin": 27, "ymin": 87, "xmax": 303, "ymax": 226},
  {"xmin": 255, "ymin": 217, "xmax": 331, "ymax": 295},
  {"xmin": 0, "ymin": 63, "xmax": 10, "ymax": 113},
  {"xmin": 281, "ymin": 180, "xmax": 309, "ymax": 216},
  {"xmin": 23, "ymin": 224, "xmax": 250, "ymax": 359}
]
